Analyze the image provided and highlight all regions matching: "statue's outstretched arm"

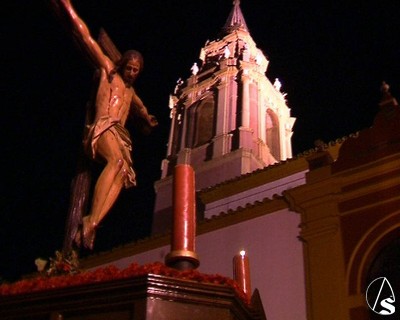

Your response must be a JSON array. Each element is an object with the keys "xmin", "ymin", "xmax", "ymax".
[
  {"xmin": 131, "ymin": 90, "xmax": 158, "ymax": 127},
  {"xmin": 52, "ymin": 0, "xmax": 113, "ymax": 73}
]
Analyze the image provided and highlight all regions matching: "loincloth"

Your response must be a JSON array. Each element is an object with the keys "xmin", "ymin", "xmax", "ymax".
[{"xmin": 84, "ymin": 116, "xmax": 136, "ymax": 188}]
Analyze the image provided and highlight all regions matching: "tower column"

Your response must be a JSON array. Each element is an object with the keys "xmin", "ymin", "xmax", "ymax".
[
  {"xmin": 166, "ymin": 99, "xmax": 177, "ymax": 157},
  {"xmin": 239, "ymin": 72, "xmax": 253, "ymax": 152},
  {"xmin": 213, "ymin": 77, "xmax": 237, "ymax": 157},
  {"xmin": 241, "ymin": 72, "xmax": 250, "ymax": 128}
]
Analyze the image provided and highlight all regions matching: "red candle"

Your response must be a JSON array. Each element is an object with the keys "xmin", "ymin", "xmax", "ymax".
[
  {"xmin": 171, "ymin": 164, "xmax": 196, "ymax": 252},
  {"xmin": 233, "ymin": 250, "xmax": 251, "ymax": 299}
]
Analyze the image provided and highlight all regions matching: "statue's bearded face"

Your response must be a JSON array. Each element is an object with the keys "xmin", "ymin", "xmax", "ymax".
[{"xmin": 122, "ymin": 58, "xmax": 141, "ymax": 86}]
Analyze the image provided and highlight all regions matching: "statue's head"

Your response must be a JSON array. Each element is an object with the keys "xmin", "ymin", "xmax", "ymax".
[{"xmin": 116, "ymin": 50, "xmax": 144, "ymax": 86}]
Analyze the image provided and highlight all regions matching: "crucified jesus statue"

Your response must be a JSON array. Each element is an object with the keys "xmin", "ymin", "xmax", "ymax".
[{"xmin": 52, "ymin": 0, "xmax": 158, "ymax": 250}]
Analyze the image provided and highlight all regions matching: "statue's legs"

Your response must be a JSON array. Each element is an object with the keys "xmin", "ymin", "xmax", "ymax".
[{"xmin": 81, "ymin": 131, "xmax": 129, "ymax": 249}]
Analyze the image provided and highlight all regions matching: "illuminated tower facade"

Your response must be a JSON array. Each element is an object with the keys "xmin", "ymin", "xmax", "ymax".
[{"xmin": 153, "ymin": 1, "xmax": 295, "ymax": 233}]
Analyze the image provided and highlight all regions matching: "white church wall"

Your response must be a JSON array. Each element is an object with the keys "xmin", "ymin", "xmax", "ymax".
[{"xmin": 106, "ymin": 208, "xmax": 306, "ymax": 320}]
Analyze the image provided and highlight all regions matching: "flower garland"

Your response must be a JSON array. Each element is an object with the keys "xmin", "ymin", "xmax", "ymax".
[{"xmin": 0, "ymin": 262, "xmax": 250, "ymax": 304}]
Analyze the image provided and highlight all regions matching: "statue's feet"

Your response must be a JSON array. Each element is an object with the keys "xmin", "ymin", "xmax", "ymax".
[{"xmin": 82, "ymin": 216, "xmax": 97, "ymax": 250}]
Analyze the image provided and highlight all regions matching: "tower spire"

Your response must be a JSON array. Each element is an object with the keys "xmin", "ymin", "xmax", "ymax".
[{"xmin": 222, "ymin": 0, "xmax": 249, "ymax": 33}]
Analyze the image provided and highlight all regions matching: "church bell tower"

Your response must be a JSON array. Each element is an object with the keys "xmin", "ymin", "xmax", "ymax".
[{"xmin": 152, "ymin": 1, "xmax": 295, "ymax": 234}]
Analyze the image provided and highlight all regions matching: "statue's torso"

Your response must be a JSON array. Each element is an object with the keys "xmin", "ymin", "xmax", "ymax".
[{"xmin": 95, "ymin": 68, "xmax": 133, "ymax": 126}]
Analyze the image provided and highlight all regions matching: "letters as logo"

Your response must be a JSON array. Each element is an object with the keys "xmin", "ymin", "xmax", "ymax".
[{"xmin": 366, "ymin": 277, "xmax": 396, "ymax": 315}]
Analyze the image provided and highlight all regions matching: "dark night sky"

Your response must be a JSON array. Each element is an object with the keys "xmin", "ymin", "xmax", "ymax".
[{"xmin": 1, "ymin": 1, "xmax": 399, "ymax": 281}]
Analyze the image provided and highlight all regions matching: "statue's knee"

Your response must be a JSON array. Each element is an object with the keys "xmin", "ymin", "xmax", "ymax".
[
  {"xmin": 115, "ymin": 159, "xmax": 129, "ymax": 180},
  {"xmin": 116, "ymin": 158, "xmax": 124, "ymax": 169},
  {"xmin": 121, "ymin": 168, "xmax": 128, "ymax": 179},
  {"xmin": 108, "ymin": 158, "xmax": 125, "ymax": 175}
]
